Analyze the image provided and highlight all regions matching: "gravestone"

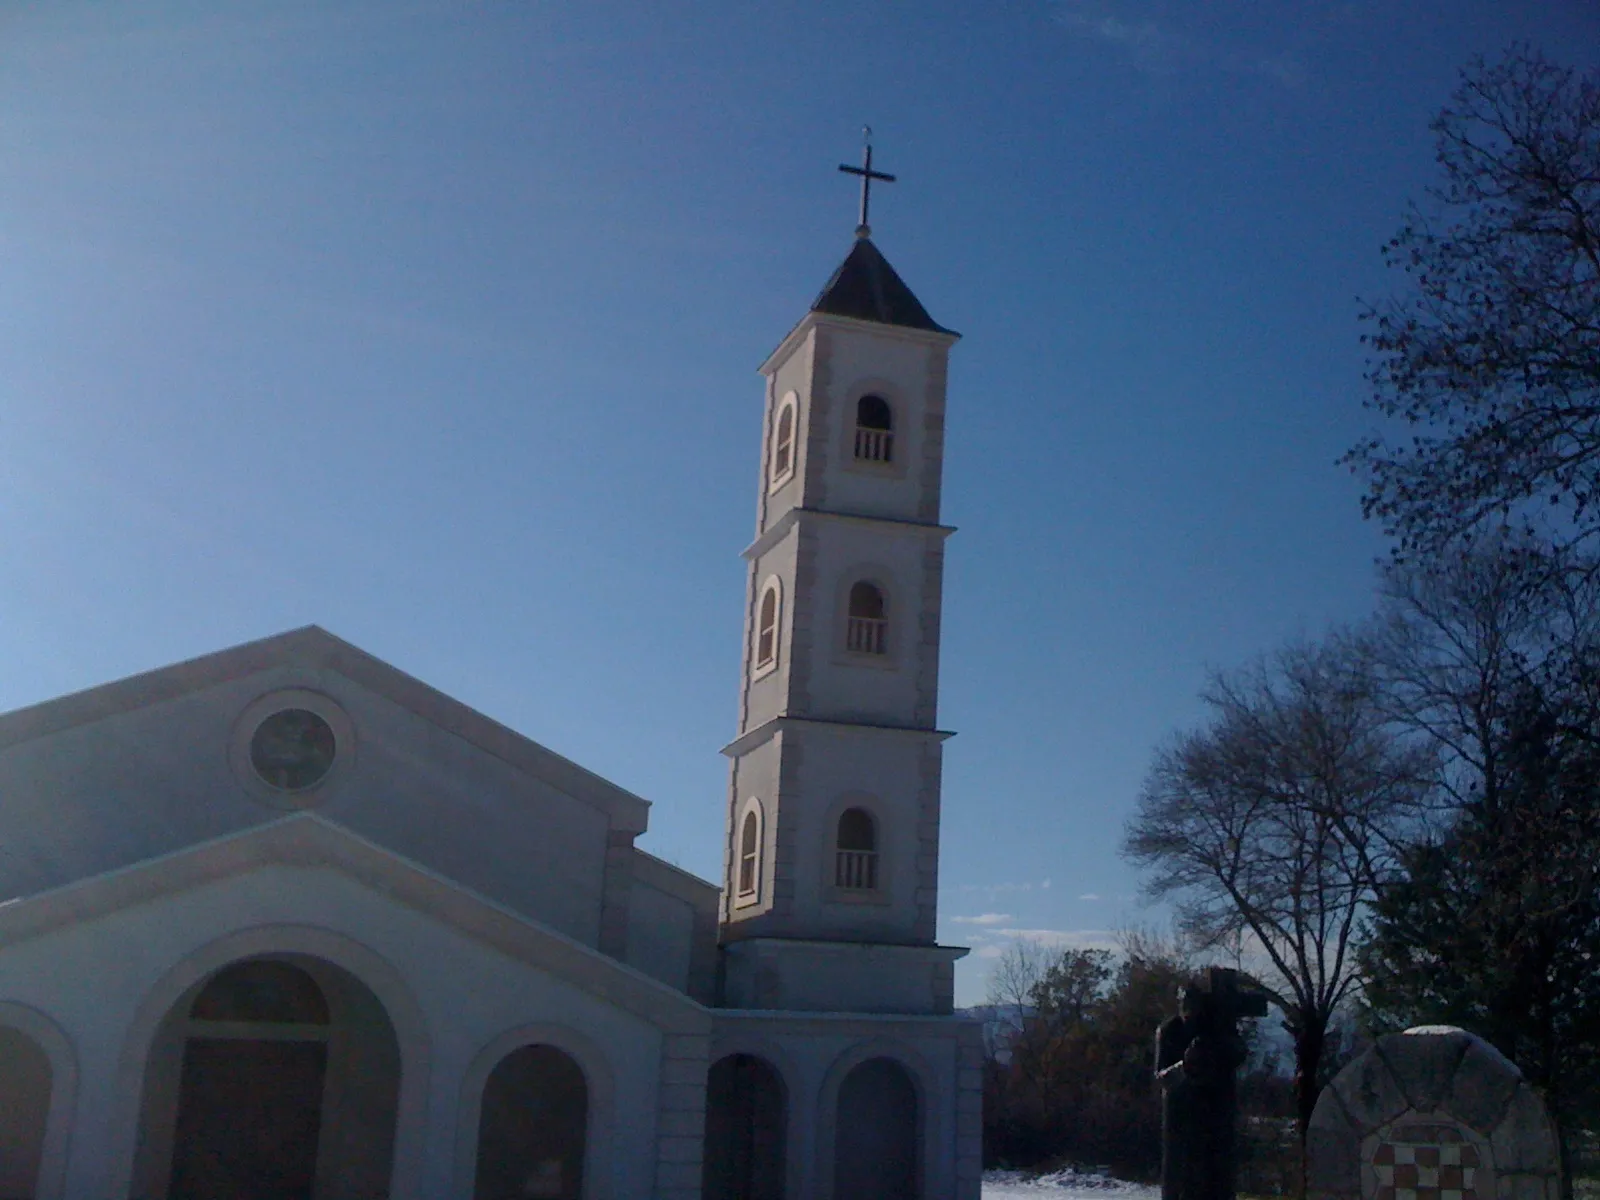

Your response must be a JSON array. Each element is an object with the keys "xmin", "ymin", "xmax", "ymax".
[{"xmin": 1307, "ymin": 1027, "xmax": 1561, "ymax": 1200}]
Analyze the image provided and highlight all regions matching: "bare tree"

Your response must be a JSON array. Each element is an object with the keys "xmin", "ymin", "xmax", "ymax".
[
  {"xmin": 1346, "ymin": 48, "xmax": 1600, "ymax": 555},
  {"xmin": 983, "ymin": 937, "xmax": 1051, "ymax": 1059},
  {"xmin": 1123, "ymin": 634, "xmax": 1431, "ymax": 1163}
]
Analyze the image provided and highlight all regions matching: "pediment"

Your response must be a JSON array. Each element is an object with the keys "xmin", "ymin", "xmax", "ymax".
[
  {"xmin": 0, "ymin": 628, "xmax": 667, "ymax": 946},
  {"xmin": 0, "ymin": 814, "xmax": 706, "ymax": 1033},
  {"xmin": 0, "ymin": 626, "xmax": 649, "ymax": 832}
]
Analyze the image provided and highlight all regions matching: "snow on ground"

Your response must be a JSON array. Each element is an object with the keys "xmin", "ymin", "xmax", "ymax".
[{"xmin": 983, "ymin": 1169, "xmax": 1161, "ymax": 1199}]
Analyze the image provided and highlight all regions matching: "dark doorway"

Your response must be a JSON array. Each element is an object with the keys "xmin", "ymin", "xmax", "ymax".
[
  {"xmin": 474, "ymin": 1044, "xmax": 588, "ymax": 1200},
  {"xmin": 833, "ymin": 1057, "xmax": 919, "ymax": 1200},
  {"xmin": 703, "ymin": 1053, "xmax": 786, "ymax": 1200},
  {"xmin": 169, "ymin": 1038, "xmax": 327, "ymax": 1200},
  {"xmin": 0, "ymin": 1026, "xmax": 52, "ymax": 1200},
  {"xmin": 135, "ymin": 955, "xmax": 402, "ymax": 1200}
]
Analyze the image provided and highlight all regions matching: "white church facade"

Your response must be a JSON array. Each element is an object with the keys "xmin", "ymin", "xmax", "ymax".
[{"xmin": 0, "ymin": 231, "xmax": 982, "ymax": 1199}]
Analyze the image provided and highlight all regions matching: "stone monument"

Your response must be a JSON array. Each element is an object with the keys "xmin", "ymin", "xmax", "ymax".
[
  {"xmin": 1308, "ymin": 1026, "xmax": 1562, "ymax": 1200},
  {"xmin": 1155, "ymin": 967, "xmax": 1270, "ymax": 1200}
]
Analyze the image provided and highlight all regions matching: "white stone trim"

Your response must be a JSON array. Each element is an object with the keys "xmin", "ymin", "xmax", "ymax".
[
  {"xmin": 733, "ymin": 798, "xmax": 766, "ymax": 908},
  {"xmin": 228, "ymin": 686, "xmax": 357, "ymax": 809},
  {"xmin": 654, "ymin": 1032, "xmax": 710, "ymax": 1200},
  {"xmin": 768, "ymin": 391, "xmax": 799, "ymax": 492},
  {"xmin": 752, "ymin": 576, "xmax": 783, "ymax": 679}
]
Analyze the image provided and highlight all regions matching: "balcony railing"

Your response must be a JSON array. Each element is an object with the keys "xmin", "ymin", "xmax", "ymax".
[
  {"xmin": 835, "ymin": 849, "xmax": 879, "ymax": 891},
  {"xmin": 854, "ymin": 426, "xmax": 893, "ymax": 463},
  {"xmin": 846, "ymin": 616, "xmax": 888, "ymax": 655}
]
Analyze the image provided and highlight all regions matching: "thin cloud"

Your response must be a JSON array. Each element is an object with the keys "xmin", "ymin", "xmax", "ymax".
[
  {"xmin": 958, "ymin": 879, "xmax": 1051, "ymax": 897},
  {"xmin": 952, "ymin": 913, "xmax": 1014, "ymax": 926},
  {"xmin": 1078, "ymin": 892, "xmax": 1101, "ymax": 901},
  {"xmin": 1053, "ymin": 1, "xmax": 1189, "ymax": 75},
  {"xmin": 990, "ymin": 928, "xmax": 1118, "ymax": 950},
  {"xmin": 1049, "ymin": 0, "xmax": 1310, "ymax": 87},
  {"xmin": 971, "ymin": 927, "xmax": 1120, "ymax": 961}
]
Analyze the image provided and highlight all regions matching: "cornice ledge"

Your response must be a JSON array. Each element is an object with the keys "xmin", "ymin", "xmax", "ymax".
[
  {"xmin": 741, "ymin": 507, "xmax": 956, "ymax": 561},
  {"xmin": 721, "ymin": 715, "xmax": 953, "ymax": 758},
  {"xmin": 724, "ymin": 935, "xmax": 970, "ymax": 961},
  {"xmin": 760, "ymin": 312, "xmax": 960, "ymax": 375}
]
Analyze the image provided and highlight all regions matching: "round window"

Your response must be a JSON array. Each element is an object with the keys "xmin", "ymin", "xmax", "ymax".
[{"xmin": 249, "ymin": 709, "xmax": 337, "ymax": 791}]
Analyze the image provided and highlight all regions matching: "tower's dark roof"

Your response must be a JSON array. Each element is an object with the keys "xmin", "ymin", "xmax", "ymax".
[{"xmin": 809, "ymin": 237, "xmax": 955, "ymax": 335}]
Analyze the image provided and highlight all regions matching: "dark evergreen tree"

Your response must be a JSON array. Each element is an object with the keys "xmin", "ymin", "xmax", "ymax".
[{"xmin": 1362, "ymin": 678, "xmax": 1600, "ymax": 1180}]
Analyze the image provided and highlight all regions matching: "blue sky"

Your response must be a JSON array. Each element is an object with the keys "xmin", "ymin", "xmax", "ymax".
[{"xmin": 2, "ymin": 2, "xmax": 1595, "ymax": 1006}]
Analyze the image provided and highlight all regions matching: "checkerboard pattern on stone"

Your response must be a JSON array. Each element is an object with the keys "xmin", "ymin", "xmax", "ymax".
[
  {"xmin": 1305, "ymin": 1026, "xmax": 1562, "ymax": 1200},
  {"xmin": 1373, "ymin": 1124, "xmax": 1479, "ymax": 1200}
]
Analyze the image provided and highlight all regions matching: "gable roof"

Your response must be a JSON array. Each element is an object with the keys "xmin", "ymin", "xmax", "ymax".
[
  {"xmin": 0, "ymin": 626, "xmax": 651, "ymax": 833},
  {"xmin": 809, "ymin": 237, "xmax": 955, "ymax": 335}
]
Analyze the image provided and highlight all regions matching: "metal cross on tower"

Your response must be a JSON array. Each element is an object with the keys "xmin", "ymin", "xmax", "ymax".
[{"xmin": 838, "ymin": 126, "xmax": 896, "ymax": 239}]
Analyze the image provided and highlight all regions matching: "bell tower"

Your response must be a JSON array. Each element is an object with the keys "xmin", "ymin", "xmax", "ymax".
[{"xmin": 718, "ymin": 149, "xmax": 967, "ymax": 1014}]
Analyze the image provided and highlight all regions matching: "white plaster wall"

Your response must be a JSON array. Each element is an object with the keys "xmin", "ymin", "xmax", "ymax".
[
  {"xmin": 0, "ymin": 684, "xmax": 267, "ymax": 899},
  {"xmin": 800, "ymin": 521, "xmax": 930, "ymax": 724},
  {"xmin": 625, "ymin": 879, "xmax": 695, "ymax": 992},
  {"xmin": 722, "ymin": 941, "xmax": 953, "ymax": 1014},
  {"xmin": 785, "ymin": 725, "xmax": 927, "ymax": 941},
  {"xmin": 0, "ymin": 666, "xmax": 614, "ymax": 948},
  {"xmin": 306, "ymin": 669, "xmax": 612, "ymax": 945},
  {"xmin": 0, "ymin": 864, "xmax": 670, "ymax": 1200},
  {"xmin": 817, "ymin": 326, "xmax": 941, "ymax": 522}
]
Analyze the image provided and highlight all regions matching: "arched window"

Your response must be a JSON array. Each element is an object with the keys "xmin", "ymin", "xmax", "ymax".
[
  {"xmin": 854, "ymin": 394, "xmax": 894, "ymax": 463},
  {"xmin": 737, "ymin": 806, "xmax": 762, "ymax": 899},
  {"xmin": 755, "ymin": 581, "xmax": 782, "ymax": 671},
  {"xmin": 846, "ymin": 581, "xmax": 888, "ymax": 655},
  {"xmin": 705, "ymin": 1054, "xmax": 787, "ymax": 1200},
  {"xmin": 835, "ymin": 807, "xmax": 879, "ymax": 891},
  {"xmin": 770, "ymin": 397, "xmax": 797, "ymax": 487}
]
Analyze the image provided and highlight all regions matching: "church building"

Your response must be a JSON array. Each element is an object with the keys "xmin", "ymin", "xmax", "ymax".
[{"xmin": 0, "ymin": 210, "xmax": 982, "ymax": 1198}]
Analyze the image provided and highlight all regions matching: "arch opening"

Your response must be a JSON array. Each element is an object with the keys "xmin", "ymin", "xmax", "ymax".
[
  {"xmin": 771, "ymin": 402, "xmax": 796, "ymax": 484},
  {"xmin": 756, "ymin": 583, "xmax": 782, "ymax": 670},
  {"xmin": 0, "ymin": 1026, "xmax": 52, "ymax": 1200},
  {"xmin": 474, "ymin": 1043, "xmax": 588, "ymax": 1200},
  {"xmin": 134, "ymin": 954, "xmax": 401, "ymax": 1200},
  {"xmin": 833, "ymin": 1057, "xmax": 919, "ymax": 1200},
  {"xmin": 738, "ymin": 808, "xmax": 762, "ymax": 899},
  {"xmin": 835, "ymin": 808, "xmax": 879, "ymax": 891},
  {"xmin": 703, "ymin": 1053, "xmax": 787, "ymax": 1200},
  {"xmin": 853, "ymin": 395, "xmax": 894, "ymax": 463},
  {"xmin": 845, "ymin": 582, "xmax": 887, "ymax": 655}
]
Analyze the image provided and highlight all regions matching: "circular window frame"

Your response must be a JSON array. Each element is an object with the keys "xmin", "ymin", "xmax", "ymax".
[{"xmin": 230, "ymin": 689, "xmax": 356, "ymax": 810}]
